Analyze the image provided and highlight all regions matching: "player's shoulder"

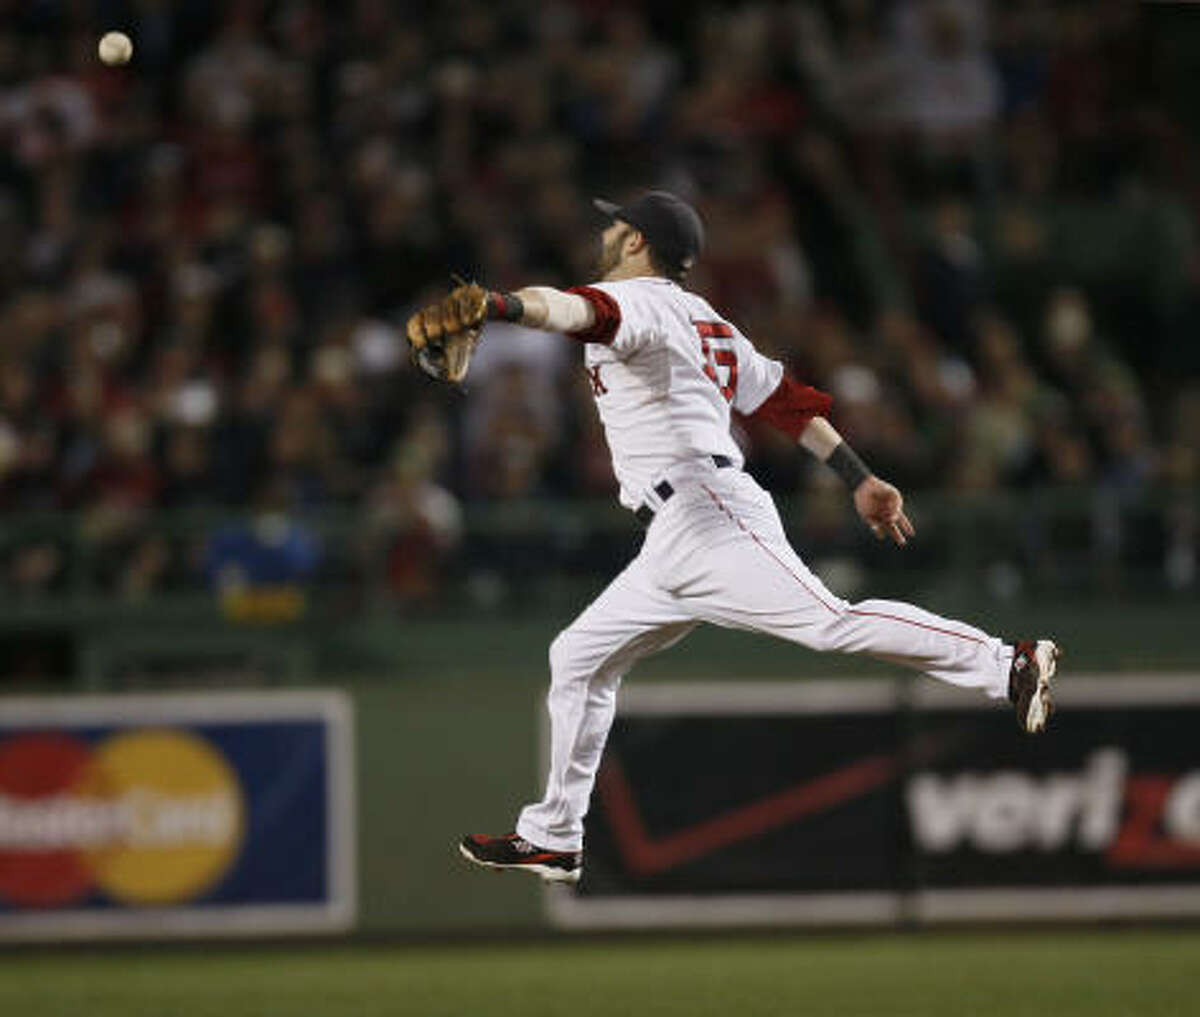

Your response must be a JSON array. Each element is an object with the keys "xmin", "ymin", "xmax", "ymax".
[
  {"xmin": 585, "ymin": 277, "xmax": 679, "ymax": 298},
  {"xmin": 582, "ymin": 277, "xmax": 740, "ymax": 339},
  {"xmin": 579, "ymin": 278, "xmax": 673, "ymax": 328},
  {"xmin": 587, "ymin": 277, "xmax": 711, "ymax": 315}
]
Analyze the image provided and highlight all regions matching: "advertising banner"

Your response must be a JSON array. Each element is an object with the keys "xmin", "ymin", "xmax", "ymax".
[
  {"xmin": 909, "ymin": 678, "xmax": 1200, "ymax": 921},
  {"xmin": 549, "ymin": 676, "xmax": 1200, "ymax": 928},
  {"xmin": 0, "ymin": 690, "xmax": 355, "ymax": 940}
]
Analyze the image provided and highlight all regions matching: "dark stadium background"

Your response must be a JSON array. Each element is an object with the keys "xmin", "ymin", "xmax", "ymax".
[{"xmin": 0, "ymin": 2, "xmax": 1197, "ymax": 1015}]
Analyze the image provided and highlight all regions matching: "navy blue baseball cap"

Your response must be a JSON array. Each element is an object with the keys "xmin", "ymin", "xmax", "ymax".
[{"xmin": 592, "ymin": 190, "xmax": 705, "ymax": 273}]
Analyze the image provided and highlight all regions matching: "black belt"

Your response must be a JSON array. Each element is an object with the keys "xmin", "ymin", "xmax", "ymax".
[{"xmin": 635, "ymin": 455, "xmax": 734, "ymax": 526}]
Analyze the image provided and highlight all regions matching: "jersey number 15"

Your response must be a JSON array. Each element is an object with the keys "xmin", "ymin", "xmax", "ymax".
[{"xmin": 693, "ymin": 321, "xmax": 739, "ymax": 403}]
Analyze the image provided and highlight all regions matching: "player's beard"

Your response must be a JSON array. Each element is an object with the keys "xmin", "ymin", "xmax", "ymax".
[{"xmin": 594, "ymin": 226, "xmax": 627, "ymax": 280}]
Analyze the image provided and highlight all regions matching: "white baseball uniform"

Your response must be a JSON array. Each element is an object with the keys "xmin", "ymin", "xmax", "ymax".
[{"xmin": 515, "ymin": 276, "xmax": 1013, "ymax": 853}]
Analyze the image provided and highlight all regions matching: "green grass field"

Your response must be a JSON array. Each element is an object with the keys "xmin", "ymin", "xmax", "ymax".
[{"xmin": 2, "ymin": 930, "xmax": 1197, "ymax": 1017}]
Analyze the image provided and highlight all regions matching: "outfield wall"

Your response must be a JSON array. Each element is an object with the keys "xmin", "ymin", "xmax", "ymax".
[
  {"xmin": 5, "ymin": 669, "xmax": 1200, "ymax": 939},
  {"xmin": 3, "ymin": 603, "xmax": 1200, "ymax": 938},
  {"xmin": 552, "ymin": 676, "xmax": 1200, "ymax": 929},
  {"xmin": 351, "ymin": 600, "xmax": 1200, "ymax": 934}
]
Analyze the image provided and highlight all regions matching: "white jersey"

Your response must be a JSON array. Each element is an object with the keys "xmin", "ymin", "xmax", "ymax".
[{"xmin": 578, "ymin": 277, "xmax": 784, "ymax": 510}]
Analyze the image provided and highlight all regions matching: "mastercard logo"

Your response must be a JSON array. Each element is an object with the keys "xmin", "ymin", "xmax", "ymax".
[{"xmin": 0, "ymin": 729, "xmax": 245, "ymax": 908}]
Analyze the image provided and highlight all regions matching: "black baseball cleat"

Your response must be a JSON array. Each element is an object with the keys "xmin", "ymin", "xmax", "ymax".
[
  {"xmin": 458, "ymin": 833, "xmax": 582, "ymax": 884},
  {"xmin": 1008, "ymin": 639, "xmax": 1061, "ymax": 733}
]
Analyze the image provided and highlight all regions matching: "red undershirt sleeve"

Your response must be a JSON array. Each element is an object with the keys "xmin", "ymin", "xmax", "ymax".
[
  {"xmin": 565, "ymin": 286, "xmax": 620, "ymax": 345},
  {"xmin": 748, "ymin": 374, "xmax": 834, "ymax": 440}
]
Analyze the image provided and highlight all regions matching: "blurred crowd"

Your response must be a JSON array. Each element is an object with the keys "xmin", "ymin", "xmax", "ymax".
[{"xmin": 0, "ymin": 0, "xmax": 1198, "ymax": 601}]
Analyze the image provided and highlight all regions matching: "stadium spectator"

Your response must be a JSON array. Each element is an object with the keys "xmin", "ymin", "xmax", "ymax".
[{"xmin": 0, "ymin": 0, "xmax": 1192, "ymax": 600}]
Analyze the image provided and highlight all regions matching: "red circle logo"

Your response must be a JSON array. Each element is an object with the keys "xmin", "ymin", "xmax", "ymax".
[
  {"xmin": 0, "ymin": 730, "xmax": 245, "ymax": 909},
  {"xmin": 0, "ymin": 733, "xmax": 95, "ymax": 906}
]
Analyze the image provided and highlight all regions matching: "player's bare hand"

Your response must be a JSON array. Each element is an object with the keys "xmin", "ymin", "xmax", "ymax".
[{"xmin": 853, "ymin": 476, "xmax": 915, "ymax": 547}]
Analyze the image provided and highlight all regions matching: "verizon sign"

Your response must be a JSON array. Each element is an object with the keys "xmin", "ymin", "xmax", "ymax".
[
  {"xmin": 910, "ymin": 748, "xmax": 1200, "ymax": 862},
  {"xmin": 908, "ymin": 749, "xmax": 1126, "ymax": 854},
  {"xmin": 549, "ymin": 676, "xmax": 1200, "ymax": 929}
]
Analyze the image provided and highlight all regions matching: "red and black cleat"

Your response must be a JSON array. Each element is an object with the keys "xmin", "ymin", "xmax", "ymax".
[
  {"xmin": 1008, "ymin": 640, "xmax": 1061, "ymax": 734},
  {"xmin": 458, "ymin": 833, "xmax": 582, "ymax": 884}
]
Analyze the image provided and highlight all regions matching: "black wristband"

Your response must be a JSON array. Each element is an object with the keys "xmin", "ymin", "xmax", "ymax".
[
  {"xmin": 827, "ymin": 441, "xmax": 871, "ymax": 491},
  {"xmin": 487, "ymin": 291, "xmax": 524, "ymax": 322}
]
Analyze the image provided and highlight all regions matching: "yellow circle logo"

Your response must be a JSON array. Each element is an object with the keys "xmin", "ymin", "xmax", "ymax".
[{"xmin": 74, "ymin": 730, "xmax": 245, "ymax": 905}]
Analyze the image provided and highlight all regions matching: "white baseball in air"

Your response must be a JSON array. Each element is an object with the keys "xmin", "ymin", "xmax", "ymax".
[{"xmin": 98, "ymin": 31, "xmax": 133, "ymax": 66}]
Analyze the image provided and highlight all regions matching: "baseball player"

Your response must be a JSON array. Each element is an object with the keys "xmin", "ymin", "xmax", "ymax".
[{"xmin": 405, "ymin": 191, "xmax": 1060, "ymax": 885}]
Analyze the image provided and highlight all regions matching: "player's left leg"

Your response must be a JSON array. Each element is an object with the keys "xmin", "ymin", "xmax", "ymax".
[
  {"xmin": 460, "ymin": 553, "xmax": 695, "ymax": 880},
  {"xmin": 514, "ymin": 609, "xmax": 695, "ymax": 853}
]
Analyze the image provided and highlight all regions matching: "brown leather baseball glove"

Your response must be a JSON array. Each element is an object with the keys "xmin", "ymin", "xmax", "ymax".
[{"xmin": 405, "ymin": 281, "xmax": 489, "ymax": 384}]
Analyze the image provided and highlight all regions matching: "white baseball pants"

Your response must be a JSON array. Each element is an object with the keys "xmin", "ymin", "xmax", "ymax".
[{"xmin": 516, "ymin": 460, "xmax": 1013, "ymax": 852}]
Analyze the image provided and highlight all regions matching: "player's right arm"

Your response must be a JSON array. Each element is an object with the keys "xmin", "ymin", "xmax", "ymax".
[
  {"xmin": 734, "ymin": 339, "xmax": 913, "ymax": 546},
  {"xmin": 797, "ymin": 416, "xmax": 915, "ymax": 546}
]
